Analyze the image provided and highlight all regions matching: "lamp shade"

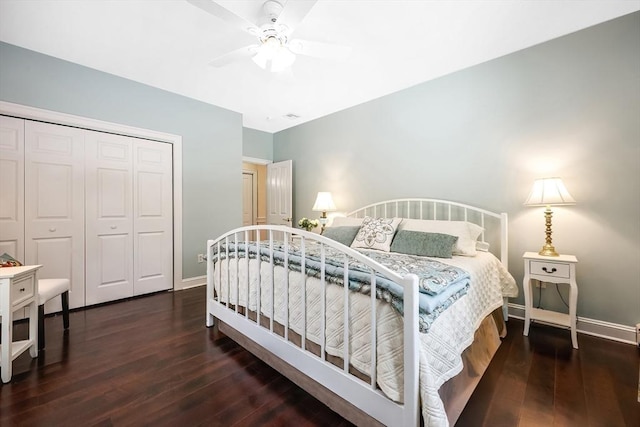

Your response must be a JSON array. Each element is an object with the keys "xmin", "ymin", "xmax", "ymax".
[
  {"xmin": 524, "ymin": 177, "xmax": 576, "ymax": 206},
  {"xmin": 312, "ymin": 192, "xmax": 337, "ymax": 212}
]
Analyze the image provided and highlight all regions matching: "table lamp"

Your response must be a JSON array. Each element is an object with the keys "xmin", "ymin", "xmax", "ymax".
[
  {"xmin": 524, "ymin": 177, "xmax": 576, "ymax": 257},
  {"xmin": 312, "ymin": 192, "xmax": 336, "ymax": 233}
]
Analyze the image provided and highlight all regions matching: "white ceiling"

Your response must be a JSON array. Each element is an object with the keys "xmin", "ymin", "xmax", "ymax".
[{"xmin": 1, "ymin": 0, "xmax": 638, "ymax": 133}]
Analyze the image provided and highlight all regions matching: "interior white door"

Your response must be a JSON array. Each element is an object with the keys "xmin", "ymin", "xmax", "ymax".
[
  {"xmin": 266, "ymin": 160, "xmax": 293, "ymax": 227},
  {"xmin": 133, "ymin": 139, "xmax": 173, "ymax": 295},
  {"xmin": 85, "ymin": 131, "xmax": 134, "ymax": 305},
  {"xmin": 25, "ymin": 121, "xmax": 85, "ymax": 310},
  {"xmin": 0, "ymin": 116, "xmax": 25, "ymax": 261}
]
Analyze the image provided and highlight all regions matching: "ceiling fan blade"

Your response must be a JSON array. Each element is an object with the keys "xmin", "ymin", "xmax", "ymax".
[
  {"xmin": 209, "ymin": 44, "xmax": 259, "ymax": 67},
  {"xmin": 288, "ymin": 39, "xmax": 352, "ymax": 60},
  {"xmin": 275, "ymin": 0, "xmax": 318, "ymax": 35},
  {"xmin": 187, "ymin": 0, "xmax": 259, "ymax": 35}
]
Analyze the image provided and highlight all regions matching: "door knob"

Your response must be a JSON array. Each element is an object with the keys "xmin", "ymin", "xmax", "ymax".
[{"xmin": 284, "ymin": 217, "xmax": 291, "ymax": 222}]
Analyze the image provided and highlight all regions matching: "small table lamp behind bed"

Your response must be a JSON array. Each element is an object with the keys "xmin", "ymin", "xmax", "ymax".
[{"xmin": 312, "ymin": 192, "xmax": 337, "ymax": 233}]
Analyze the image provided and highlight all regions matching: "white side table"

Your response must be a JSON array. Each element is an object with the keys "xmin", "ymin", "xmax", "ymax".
[
  {"xmin": 522, "ymin": 252, "xmax": 578, "ymax": 349},
  {"xmin": 0, "ymin": 265, "xmax": 41, "ymax": 383}
]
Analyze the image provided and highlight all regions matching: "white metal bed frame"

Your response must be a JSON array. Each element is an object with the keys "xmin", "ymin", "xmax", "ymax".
[{"xmin": 206, "ymin": 198, "xmax": 508, "ymax": 426}]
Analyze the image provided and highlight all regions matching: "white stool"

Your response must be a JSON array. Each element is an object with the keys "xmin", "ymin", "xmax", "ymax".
[{"xmin": 38, "ymin": 278, "xmax": 70, "ymax": 350}]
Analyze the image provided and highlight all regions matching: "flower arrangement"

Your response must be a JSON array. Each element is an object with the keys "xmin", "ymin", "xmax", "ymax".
[{"xmin": 298, "ymin": 217, "xmax": 319, "ymax": 231}]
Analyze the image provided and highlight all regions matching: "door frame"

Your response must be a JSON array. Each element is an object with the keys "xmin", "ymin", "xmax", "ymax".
[
  {"xmin": 242, "ymin": 156, "xmax": 271, "ymax": 222},
  {"xmin": 0, "ymin": 101, "xmax": 184, "ymax": 290},
  {"xmin": 242, "ymin": 169, "xmax": 258, "ymax": 226},
  {"xmin": 242, "ymin": 156, "xmax": 271, "ymax": 166}
]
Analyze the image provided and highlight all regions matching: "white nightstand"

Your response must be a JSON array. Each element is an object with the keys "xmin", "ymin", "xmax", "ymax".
[
  {"xmin": 522, "ymin": 252, "xmax": 578, "ymax": 349},
  {"xmin": 1, "ymin": 265, "xmax": 42, "ymax": 383}
]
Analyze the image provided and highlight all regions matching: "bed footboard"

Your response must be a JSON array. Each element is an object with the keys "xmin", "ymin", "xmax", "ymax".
[{"xmin": 206, "ymin": 226, "xmax": 420, "ymax": 427}]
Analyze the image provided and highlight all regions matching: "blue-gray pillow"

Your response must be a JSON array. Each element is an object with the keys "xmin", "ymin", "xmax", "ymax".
[
  {"xmin": 390, "ymin": 230, "xmax": 458, "ymax": 258},
  {"xmin": 322, "ymin": 226, "xmax": 361, "ymax": 246}
]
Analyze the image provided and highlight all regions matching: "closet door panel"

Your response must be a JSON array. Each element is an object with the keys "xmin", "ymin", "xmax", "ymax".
[
  {"xmin": 134, "ymin": 140, "xmax": 172, "ymax": 295},
  {"xmin": 25, "ymin": 121, "xmax": 85, "ymax": 310},
  {"xmin": 32, "ymin": 238, "xmax": 72, "ymax": 278},
  {"xmin": 0, "ymin": 116, "xmax": 25, "ymax": 262},
  {"xmin": 85, "ymin": 131, "xmax": 134, "ymax": 305}
]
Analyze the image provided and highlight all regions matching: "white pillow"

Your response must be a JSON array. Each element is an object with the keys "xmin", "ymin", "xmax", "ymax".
[
  {"xmin": 476, "ymin": 240, "xmax": 491, "ymax": 252},
  {"xmin": 351, "ymin": 217, "xmax": 402, "ymax": 252},
  {"xmin": 329, "ymin": 216, "xmax": 364, "ymax": 227},
  {"xmin": 398, "ymin": 219, "xmax": 483, "ymax": 256}
]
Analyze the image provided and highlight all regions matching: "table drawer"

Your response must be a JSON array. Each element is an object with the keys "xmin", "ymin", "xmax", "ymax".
[
  {"xmin": 11, "ymin": 274, "xmax": 35, "ymax": 306},
  {"xmin": 530, "ymin": 260, "xmax": 570, "ymax": 279}
]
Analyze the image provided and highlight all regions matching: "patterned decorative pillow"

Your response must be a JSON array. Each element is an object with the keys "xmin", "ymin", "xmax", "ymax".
[
  {"xmin": 350, "ymin": 217, "xmax": 402, "ymax": 252},
  {"xmin": 322, "ymin": 226, "xmax": 361, "ymax": 246},
  {"xmin": 390, "ymin": 230, "xmax": 458, "ymax": 258}
]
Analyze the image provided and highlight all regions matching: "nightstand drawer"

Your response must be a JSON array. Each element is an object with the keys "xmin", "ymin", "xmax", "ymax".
[
  {"xmin": 11, "ymin": 274, "xmax": 35, "ymax": 306},
  {"xmin": 529, "ymin": 260, "xmax": 570, "ymax": 279}
]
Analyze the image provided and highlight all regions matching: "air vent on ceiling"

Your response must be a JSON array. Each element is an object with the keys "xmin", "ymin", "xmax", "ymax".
[{"xmin": 284, "ymin": 113, "xmax": 300, "ymax": 120}]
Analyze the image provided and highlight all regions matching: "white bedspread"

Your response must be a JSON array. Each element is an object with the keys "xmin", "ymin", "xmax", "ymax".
[{"xmin": 214, "ymin": 251, "xmax": 517, "ymax": 426}]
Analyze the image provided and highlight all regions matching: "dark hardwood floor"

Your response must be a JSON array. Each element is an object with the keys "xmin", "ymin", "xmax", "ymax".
[{"xmin": 2, "ymin": 286, "xmax": 638, "ymax": 426}]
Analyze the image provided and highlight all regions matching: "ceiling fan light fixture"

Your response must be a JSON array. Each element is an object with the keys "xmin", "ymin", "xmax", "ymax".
[
  {"xmin": 252, "ymin": 36, "xmax": 277, "ymax": 69},
  {"xmin": 252, "ymin": 35, "xmax": 295, "ymax": 72}
]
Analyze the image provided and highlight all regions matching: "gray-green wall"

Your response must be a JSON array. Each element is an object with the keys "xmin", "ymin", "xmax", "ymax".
[
  {"xmin": 243, "ymin": 127, "xmax": 273, "ymax": 160},
  {"xmin": 0, "ymin": 42, "xmax": 243, "ymax": 279},
  {"xmin": 274, "ymin": 13, "xmax": 640, "ymax": 327}
]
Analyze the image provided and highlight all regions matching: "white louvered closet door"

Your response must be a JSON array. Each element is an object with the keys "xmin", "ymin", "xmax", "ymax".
[
  {"xmin": 133, "ymin": 139, "xmax": 173, "ymax": 296},
  {"xmin": 25, "ymin": 121, "xmax": 85, "ymax": 310},
  {"xmin": 0, "ymin": 116, "xmax": 25, "ymax": 262},
  {"xmin": 85, "ymin": 131, "xmax": 134, "ymax": 304}
]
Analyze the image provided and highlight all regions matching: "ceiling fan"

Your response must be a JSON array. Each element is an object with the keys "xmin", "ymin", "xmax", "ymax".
[{"xmin": 187, "ymin": 0, "xmax": 351, "ymax": 72}]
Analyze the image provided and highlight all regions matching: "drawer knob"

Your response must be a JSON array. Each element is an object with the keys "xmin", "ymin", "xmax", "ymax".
[
  {"xmin": 542, "ymin": 267, "xmax": 557, "ymax": 274},
  {"xmin": 19, "ymin": 287, "xmax": 25, "ymax": 292},
  {"xmin": 49, "ymin": 228, "xmax": 56, "ymax": 232},
  {"xmin": 110, "ymin": 225, "xmax": 117, "ymax": 229}
]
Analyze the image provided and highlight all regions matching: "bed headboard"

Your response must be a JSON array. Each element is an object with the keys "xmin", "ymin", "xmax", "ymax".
[{"xmin": 346, "ymin": 198, "xmax": 509, "ymax": 269}]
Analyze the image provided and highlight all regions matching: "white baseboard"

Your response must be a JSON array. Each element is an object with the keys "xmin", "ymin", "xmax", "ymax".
[
  {"xmin": 176, "ymin": 275, "xmax": 206, "ymax": 291},
  {"xmin": 508, "ymin": 303, "xmax": 637, "ymax": 345}
]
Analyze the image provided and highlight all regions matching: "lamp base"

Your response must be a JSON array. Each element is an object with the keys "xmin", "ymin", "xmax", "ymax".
[
  {"xmin": 319, "ymin": 214, "xmax": 328, "ymax": 235},
  {"xmin": 538, "ymin": 243, "xmax": 559, "ymax": 257}
]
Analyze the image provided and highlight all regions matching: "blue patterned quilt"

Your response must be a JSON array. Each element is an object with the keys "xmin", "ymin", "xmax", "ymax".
[{"xmin": 212, "ymin": 240, "xmax": 470, "ymax": 333}]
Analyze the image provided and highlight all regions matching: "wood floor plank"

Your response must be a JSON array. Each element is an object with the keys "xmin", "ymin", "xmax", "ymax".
[
  {"xmin": 150, "ymin": 370, "xmax": 295, "ymax": 426},
  {"xmin": 553, "ymin": 343, "xmax": 588, "ymax": 426},
  {"xmin": 579, "ymin": 332, "xmax": 637, "ymax": 427},
  {"xmin": 457, "ymin": 319, "xmax": 531, "ymax": 426},
  {"xmin": 485, "ymin": 322, "xmax": 532, "ymax": 425}
]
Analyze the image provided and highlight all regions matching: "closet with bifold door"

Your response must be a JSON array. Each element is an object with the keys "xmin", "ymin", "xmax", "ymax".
[{"xmin": 0, "ymin": 116, "xmax": 173, "ymax": 313}]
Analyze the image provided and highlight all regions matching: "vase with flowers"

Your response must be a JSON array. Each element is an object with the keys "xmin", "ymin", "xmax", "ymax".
[{"xmin": 298, "ymin": 217, "xmax": 319, "ymax": 232}]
